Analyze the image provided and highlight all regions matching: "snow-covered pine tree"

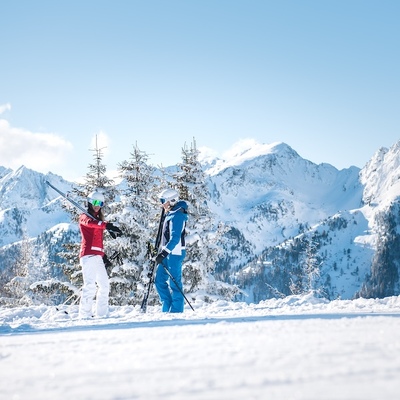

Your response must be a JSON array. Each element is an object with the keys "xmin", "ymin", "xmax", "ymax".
[
  {"xmin": 3, "ymin": 231, "xmax": 74, "ymax": 307},
  {"xmin": 72, "ymin": 135, "xmax": 118, "ymax": 207},
  {"xmin": 174, "ymin": 138, "xmax": 238, "ymax": 302},
  {"xmin": 45, "ymin": 242, "xmax": 82, "ymax": 304},
  {"xmin": 302, "ymin": 235, "xmax": 323, "ymax": 296},
  {"xmin": 1, "ymin": 234, "xmax": 33, "ymax": 306},
  {"xmin": 358, "ymin": 202, "xmax": 400, "ymax": 298},
  {"xmin": 105, "ymin": 143, "xmax": 161, "ymax": 305}
]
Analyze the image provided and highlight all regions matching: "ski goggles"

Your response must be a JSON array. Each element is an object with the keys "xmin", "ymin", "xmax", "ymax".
[
  {"xmin": 91, "ymin": 199, "xmax": 104, "ymax": 207},
  {"xmin": 160, "ymin": 197, "xmax": 177, "ymax": 205}
]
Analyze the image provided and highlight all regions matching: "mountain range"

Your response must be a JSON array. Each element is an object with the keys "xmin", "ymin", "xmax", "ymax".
[{"xmin": 1, "ymin": 139, "xmax": 400, "ymax": 302}]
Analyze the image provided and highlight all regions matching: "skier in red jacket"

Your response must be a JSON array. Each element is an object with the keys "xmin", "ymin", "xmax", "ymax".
[{"xmin": 78, "ymin": 190, "xmax": 122, "ymax": 318}]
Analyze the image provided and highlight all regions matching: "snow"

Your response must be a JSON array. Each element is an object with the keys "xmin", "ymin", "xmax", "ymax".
[
  {"xmin": 205, "ymin": 140, "xmax": 363, "ymax": 258},
  {"xmin": 1, "ymin": 294, "xmax": 400, "ymax": 399},
  {"xmin": 205, "ymin": 139, "xmax": 284, "ymax": 175}
]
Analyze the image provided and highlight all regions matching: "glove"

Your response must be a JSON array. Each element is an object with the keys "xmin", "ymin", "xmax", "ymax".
[
  {"xmin": 103, "ymin": 254, "xmax": 112, "ymax": 269},
  {"xmin": 106, "ymin": 223, "xmax": 123, "ymax": 238},
  {"xmin": 155, "ymin": 249, "xmax": 169, "ymax": 265}
]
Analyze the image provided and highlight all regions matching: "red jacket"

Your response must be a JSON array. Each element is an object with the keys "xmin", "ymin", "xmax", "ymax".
[{"xmin": 79, "ymin": 213, "xmax": 107, "ymax": 258}]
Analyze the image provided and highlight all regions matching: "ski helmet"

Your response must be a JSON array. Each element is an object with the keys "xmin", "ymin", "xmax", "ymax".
[
  {"xmin": 88, "ymin": 190, "xmax": 105, "ymax": 207},
  {"xmin": 159, "ymin": 188, "xmax": 179, "ymax": 206}
]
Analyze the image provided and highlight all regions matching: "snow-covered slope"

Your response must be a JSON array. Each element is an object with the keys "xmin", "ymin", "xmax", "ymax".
[
  {"xmin": 1, "ymin": 295, "xmax": 400, "ymax": 400},
  {"xmin": 229, "ymin": 140, "xmax": 400, "ymax": 301},
  {"xmin": 360, "ymin": 141, "xmax": 400, "ymax": 209}
]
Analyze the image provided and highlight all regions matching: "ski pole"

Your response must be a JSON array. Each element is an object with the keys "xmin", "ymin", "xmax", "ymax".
[
  {"xmin": 140, "ymin": 209, "xmax": 166, "ymax": 313},
  {"xmin": 56, "ymin": 290, "xmax": 81, "ymax": 314},
  {"xmin": 161, "ymin": 261, "xmax": 195, "ymax": 312}
]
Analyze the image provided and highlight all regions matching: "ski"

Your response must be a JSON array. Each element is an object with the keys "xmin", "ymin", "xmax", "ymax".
[
  {"xmin": 45, "ymin": 180, "xmax": 101, "ymax": 222},
  {"xmin": 140, "ymin": 208, "xmax": 165, "ymax": 313}
]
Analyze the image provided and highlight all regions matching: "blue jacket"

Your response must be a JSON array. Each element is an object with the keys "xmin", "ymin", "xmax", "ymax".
[{"xmin": 161, "ymin": 200, "xmax": 188, "ymax": 256}]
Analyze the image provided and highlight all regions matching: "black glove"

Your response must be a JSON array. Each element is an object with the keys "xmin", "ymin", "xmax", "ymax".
[
  {"xmin": 156, "ymin": 249, "xmax": 169, "ymax": 264},
  {"xmin": 106, "ymin": 223, "xmax": 123, "ymax": 238},
  {"xmin": 103, "ymin": 254, "xmax": 113, "ymax": 269}
]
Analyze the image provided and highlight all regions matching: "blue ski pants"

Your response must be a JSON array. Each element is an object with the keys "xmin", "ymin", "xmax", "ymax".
[{"xmin": 155, "ymin": 251, "xmax": 186, "ymax": 313}]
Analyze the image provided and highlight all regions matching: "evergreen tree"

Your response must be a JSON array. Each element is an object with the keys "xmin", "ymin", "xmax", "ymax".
[
  {"xmin": 174, "ymin": 138, "xmax": 238, "ymax": 301},
  {"xmin": 303, "ymin": 235, "xmax": 322, "ymax": 295},
  {"xmin": 106, "ymin": 143, "xmax": 161, "ymax": 305},
  {"xmin": 47, "ymin": 242, "xmax": 82, "ymax": 304},
  {"xmin": 72, "ymin": 135, "xmax": 117, "ymax": 206},
  {"xmin": 358, "ymin": 202, "xmax": 400, "ymax": 298},
  {"xmin": 2, "ymin": 234, "xmax": 33, "ymax": 306}
]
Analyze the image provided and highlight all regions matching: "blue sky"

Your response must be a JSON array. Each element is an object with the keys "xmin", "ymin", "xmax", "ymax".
[{"xmin": 1, "ymin": 0, "xmax": 399, "ymax": 181}]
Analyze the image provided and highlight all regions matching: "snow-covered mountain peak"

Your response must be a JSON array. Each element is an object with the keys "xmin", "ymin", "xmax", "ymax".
[
  {"xmin": 360, "ymin": 140, "xmax": 400, "ymax": 209},
  {"xmin": 0, "ymin": 166, "xmax": 74, "ymax": 246},
  {"xmin": 0, "ymin": 165, "xmax": 71, "ymax": 210},
  {"xmin": 0, "ymin": 165, "xmax": 44, "ymax": 209},
  {"xmin": 203, "ymin": 140, "xmax": 363, "ymax": 255},
  {"xmin": 0, "ymin": 166, "xmax": 12, "ymax": 180},
  {"xmin": 222, "ymin": 139, "xmax": 283, "ymax": 159},
  {"xmin": 205, "ymin": 140, "xmax": 299, "ymax": 176}
]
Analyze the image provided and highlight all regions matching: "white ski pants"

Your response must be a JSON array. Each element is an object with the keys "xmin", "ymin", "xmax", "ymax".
[{"xmin": 79, "ymin": 255, "xmax": 110, "ymax": 318}]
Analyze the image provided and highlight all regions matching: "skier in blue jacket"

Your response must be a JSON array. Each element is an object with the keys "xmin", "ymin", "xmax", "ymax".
[{"xmin": 155, "ymin": 188, "xmax": 188, "ymax": 313}]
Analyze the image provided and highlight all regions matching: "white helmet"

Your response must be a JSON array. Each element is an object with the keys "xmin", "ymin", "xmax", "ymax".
[
  {"xmin": 88, "ymin": 190, "xmax": 105, "ymax": 207},
  {"xmin": 159, "ymin": 188, "xmax": 179, "ymax": 206}
]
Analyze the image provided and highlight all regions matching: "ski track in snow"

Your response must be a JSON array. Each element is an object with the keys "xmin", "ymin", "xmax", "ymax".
[{"xmin": 1, "ymin": 295, "xmax": 400, "ymax": 400}]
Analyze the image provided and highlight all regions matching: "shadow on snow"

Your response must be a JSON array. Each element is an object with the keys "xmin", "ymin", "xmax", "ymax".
[{"xmin": 2, "ymin": 311, "xmax": 400, "ymax": 336}]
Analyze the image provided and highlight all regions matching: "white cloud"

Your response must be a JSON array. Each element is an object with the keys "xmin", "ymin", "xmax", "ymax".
[
  {"xmin": 199, "ymin": 139, "xmax": 277, "ymax": 166},
  {"xmin": 0, "ymin": 119, "xmax": 73, "ymax": 173},
  {"xmin": 221, "ymin": 138, "xmax": 261, "ymax": 160},
  {"xmin": 0, "ymin": 103, "xmax": 11, "ymax": 114},
  {"xmin": 222, "ymin": 138, "xmax": 282, "ymax": 163},
  {"xmin": 198, "ymin": 146, "xmax": 219, "ymax": 164},
  {"xmin": 205, "ymin": 138, "xmax": 284, "ymax": 175}
]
